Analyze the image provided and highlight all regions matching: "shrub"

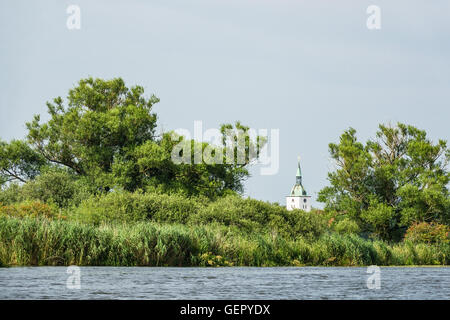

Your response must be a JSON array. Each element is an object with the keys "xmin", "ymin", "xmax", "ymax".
[
  {"xmin": 0, "ymin": 201, "xmax": 58, "ymax": 219},
  {"xmin": 71, "ymin": 190, "xmax": 202, "ymax": 224},
  {"xmin": 189, "ymin": 195, "xmax": 328, "ymax": 240},
  {"xmin": 361, "ymin": 200, "xmax": 396, "ymax": 240},
  {"xmin": 0, "ymin": 183, "xmax": 23, "ymax": 205},
  {"xmin": 20, "ymin": 169, "xmax": 77, "ymax": 208},
  {"xmin": 189, "ymin": 195, "xmax": 268, "ymax": 232},
  {"xmin": 280, "ymin": 209, "xmax": 328, "ymax": 240},
  {"xmin": 404, "ymin": 222, "xmax": 449, "ymax": 244},
  {"xmin": 333, "ymin": 218, "xmax": 360, "ymax": 235}
]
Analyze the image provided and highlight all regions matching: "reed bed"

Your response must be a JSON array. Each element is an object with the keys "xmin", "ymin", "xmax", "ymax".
[{"xmin": 0, "ymin": 217, "xmax": 448, "ymax": 267}]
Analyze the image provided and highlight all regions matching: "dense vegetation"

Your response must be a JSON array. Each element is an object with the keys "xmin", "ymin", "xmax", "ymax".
[
  {"xmin": 0, "ymin": 217, "xmax": 448, "ymax": 267},
  {"xmin": 318, "ymin": 124, "xmax": 449, "ymax": 241},
  {"xmin": 1, "ymin": 77, "xmax": 264, "ymax": 198},
  {"xmin": 0, "ymin": 77, "xmax": 448, "ymax": 267}
]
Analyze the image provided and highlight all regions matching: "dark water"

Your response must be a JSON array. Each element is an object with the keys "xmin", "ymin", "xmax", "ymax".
[{"xmin": 0, "ymin": 267, "xmax": 448, "ymax": 299}]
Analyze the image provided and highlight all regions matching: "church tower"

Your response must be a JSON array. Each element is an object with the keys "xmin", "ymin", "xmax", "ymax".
[{"xmin": 286, "ymin": 156, "xmax": 312, "ymax": 212}]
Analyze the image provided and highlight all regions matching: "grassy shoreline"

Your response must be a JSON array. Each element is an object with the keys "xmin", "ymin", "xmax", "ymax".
[{"xmin": 0, "ymin": 217, "xmax": 448, "ymax": 267}]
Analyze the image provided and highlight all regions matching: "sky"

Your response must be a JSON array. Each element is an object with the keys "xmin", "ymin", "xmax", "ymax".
[{"xmin": 1, "ymin": 0, "xmax": 449, "ymax": 207}]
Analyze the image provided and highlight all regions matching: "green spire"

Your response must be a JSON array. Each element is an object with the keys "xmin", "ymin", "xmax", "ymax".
[
  {"xmin": 290, "ymin": 156, "xmax": 307, "ymax": 196},
  {"xmin": 296, "ymin": 156, "xmax": 302, "ymax": 185}
]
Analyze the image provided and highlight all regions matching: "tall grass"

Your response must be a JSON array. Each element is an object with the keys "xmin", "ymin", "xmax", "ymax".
[{"xmin": 0, "ymin": 217, "xmax": 448, "ymax": 267}]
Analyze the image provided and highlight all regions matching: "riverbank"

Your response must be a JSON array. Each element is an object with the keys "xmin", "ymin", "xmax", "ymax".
[{"xmin": 0, "ymin": 217, "xmax": 448, "ymax": 267}]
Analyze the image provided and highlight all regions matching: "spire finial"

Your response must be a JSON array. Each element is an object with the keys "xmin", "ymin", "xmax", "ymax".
[{"xmin": 296, "ymin": 155, "xmax": 302, "ymax": 183}]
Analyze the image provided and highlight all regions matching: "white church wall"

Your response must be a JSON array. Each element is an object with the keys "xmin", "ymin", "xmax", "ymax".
[{"xmin": 286, "ymin": 196, "xmax": 311, "ymax": 212}]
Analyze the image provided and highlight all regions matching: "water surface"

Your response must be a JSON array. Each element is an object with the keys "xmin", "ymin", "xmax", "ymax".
[{"xmin": 0, "ymin": 267, "xmax": 448, "ymax": 299}]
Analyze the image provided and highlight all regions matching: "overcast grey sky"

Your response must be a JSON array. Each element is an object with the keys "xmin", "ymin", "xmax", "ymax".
[{"xmin": 1, "ymin": 0, "xmax": 449, "ymax": 207}]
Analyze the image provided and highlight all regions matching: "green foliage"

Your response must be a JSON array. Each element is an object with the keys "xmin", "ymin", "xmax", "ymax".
[
  {"xmin": 404, "ymin": 222, "xmax": 449, "ymax": 244},
  {"xmin": 319, "ymin": 123, "xmax": 449, "ymax": 240},
  {"xmin": 69, "ymin": 191, "xmax": 328, "ymax": 241},
  {"xmin": 26, "ymin": 77, "xmax": 159, "ymax": 191},
  {"xmin": 0, "ymin": 183, "xmax": 23, "ymax": 205},
  {"xmin": 190, "ymin": 195, "xmax": 270, "ymax": 233},
  {"xmin": 333, "ymin": 218, "xmax": 360, "ymax": 235},
  {"xmin": 389, "ymin": 242, "xmax": 449, "ymax": 265},
  {"xmin": 282, "ymin": 209, "xmax": 328, "ymax": 240},
  {"xmin": 0, "ymin": 140, "xmax": 46, "ymax": 184},
  {"xmin": 20, "ymin": 168, "xmax": 77, "ymax": 208},
  {"xmin": 1, "ymin": 216, "xmax": 447, "ymax": 267},
  {"xmin": 190, "ymin": 195, "xmax": 328, "ymax": 240},
  {"xmin": 0, "ymin": 182, "xmax": 329, "ymax": 244},
  {"xmin": 0, "ymin": 217, "xmax": 199, "ymax": 266},
  {"xmin": 134, "ymin": 124, "xmax": 265, "ymax": 198},
  {"xmin": 361, "ymin": 198, "xmax": 396, "ymax": 239},
  {"xmin": 1, "ymin": 78, "xmax": 448, "ymax": 266},
  {"xmin": 0, "ymin": 169, "xmax": 93, "ymax": 209},
  {"xmin": 71, "ymin": 190, "xmax": 203, "ymax": 224},
  {"xmin": 18, "ymin": 77, "xmax": 261, "ymax": 198},
  {"xmin": 397, "ymin": 183, "xmax": 450, "ymax": 226},
  {"xmin": 134, "ymin": 133, "xmax": 243, "ymax": 198}
]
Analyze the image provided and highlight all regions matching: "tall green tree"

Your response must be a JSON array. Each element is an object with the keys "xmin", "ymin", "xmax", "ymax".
[
  {"xmin": 134, "ymin": 122, "xmax": 266, "ymax": 198},
  {"xmin": 23, "ymin": 77, "xmax": 262, "ymax": 197},
  {"xmin": 318, "ymin": 123, "xmax": 449, "ymax": 240},
  {"xmin": 26, "ymin": 77, "xmax": 159, "ymax": 190}
]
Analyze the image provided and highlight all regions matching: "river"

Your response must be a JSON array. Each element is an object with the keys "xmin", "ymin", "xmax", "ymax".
[{"xmin": 0, "ymin": 266, "xmax": 448, "ymax": 299}]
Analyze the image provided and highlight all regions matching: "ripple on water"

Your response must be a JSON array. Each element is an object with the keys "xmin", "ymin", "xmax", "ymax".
[{"xmin": 0, "ymin": 266, "xmax": 449, "ymax": 299}]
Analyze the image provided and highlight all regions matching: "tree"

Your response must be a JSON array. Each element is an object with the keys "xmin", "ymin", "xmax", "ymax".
[
  {"xmin": 318, "ymin": 123, "xmax": 449, "ymax": 240},
  {"xmin": 24, "ymin": 77, "xmax": 262, "ymax": 197},
  {"xmin": 0, "ymin": 140, "xmax": 46, "ymax": 184},
  {"xmin": 26, "ymin": 77, "xmax": 159, "ymax": 191},
  {"xmin": 134, "ymin": 122, "xmax": 266, "ymax": 198}
]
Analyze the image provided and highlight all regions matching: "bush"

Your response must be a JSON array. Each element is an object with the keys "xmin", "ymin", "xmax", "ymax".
[
  {"xmin": 189, "ymin": 195, "xmax": 270, "ymax": 232},
  {"xmin": 71, "ymin": 190, "xmax": 203, "ymax": 224},
  {"xmin": 0, "ymin": 201, "xmax": 58, "ymax": 219},
  {"xmin": 0, "ymin": 183, "xmax": 23, "ymax": 205},
  {"xmin": 20, "ymin": 169, "xmax": 78, "ymax": 208},
  {"xmin": 280, "ymin": 209, "xmax": 328, "ymax": 240},
  {"xmin": 333, "ymin": 218, "xmax": 360, "ymax": 235},
  {"xmin": 404, "ymin": 222, "xmax": 449, "ymax": 244},
  {"xmin": 361, "ymin": 200, "xmax": 396, "ymax": 240},
  {"xmin": 189, "ymin": 195, "xmax": 328, "ymax": 240}
]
